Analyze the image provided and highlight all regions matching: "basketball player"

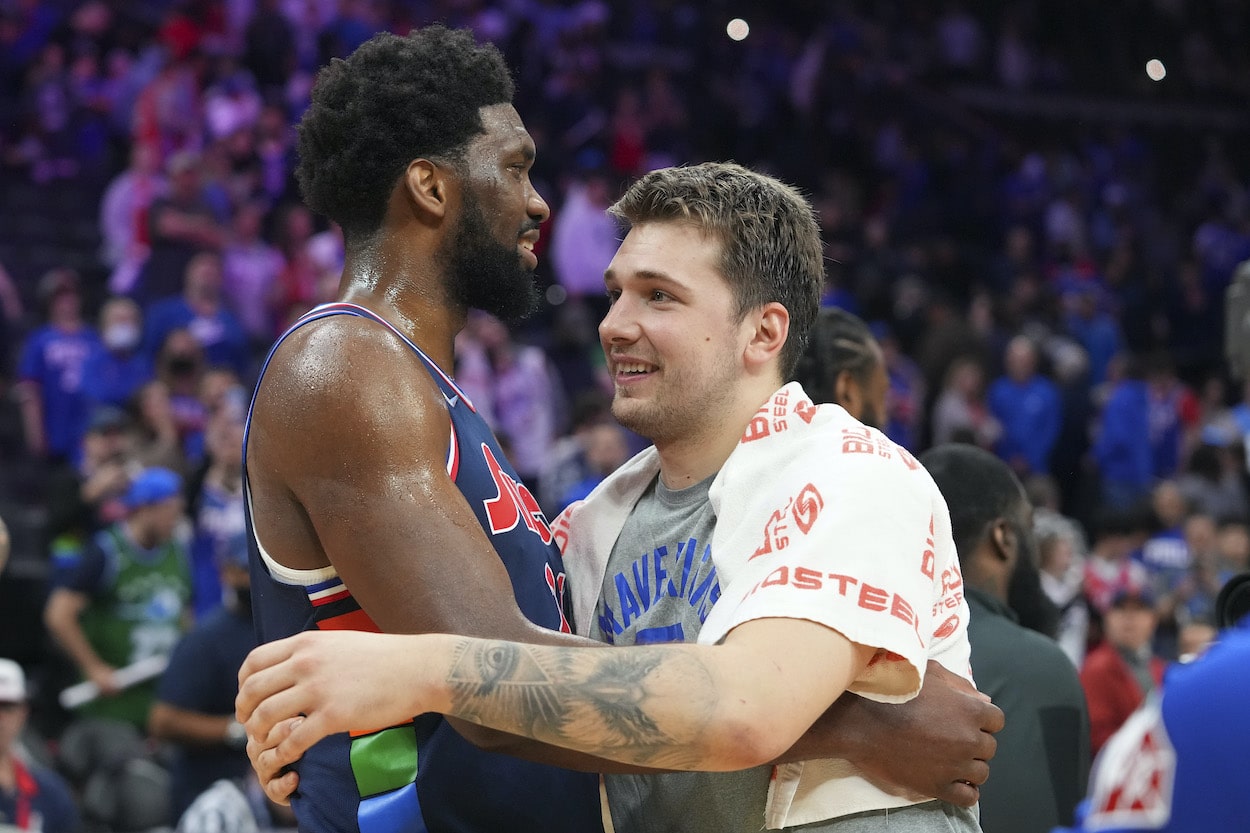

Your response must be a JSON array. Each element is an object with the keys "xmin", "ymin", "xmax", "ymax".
[
  {"xmin": 241, "ymin": 162, "xmax": 993, "ymax": 832},
  {"xmin": 794, "ymin": 307, "xmax": 888, "ymax": 429}
]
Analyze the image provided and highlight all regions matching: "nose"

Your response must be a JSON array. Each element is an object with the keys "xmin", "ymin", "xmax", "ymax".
[
  {"xmin": 598, "ymin": 292, "xmax": 637, "ymax": 345},
  {"xmin": 528, "ymin": 183, "xmax": 551, "ymax": 224}
]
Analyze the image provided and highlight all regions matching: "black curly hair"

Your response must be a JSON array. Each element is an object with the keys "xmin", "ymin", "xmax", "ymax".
[{"xmin": 295, "ymin": 25, "xmax": 515, "ymax": 241}]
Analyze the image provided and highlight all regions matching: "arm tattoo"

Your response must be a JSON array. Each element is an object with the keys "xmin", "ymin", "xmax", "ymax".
[{"xmin": 445, "ymin": 640, "xmax": 716, "ymax": 768}]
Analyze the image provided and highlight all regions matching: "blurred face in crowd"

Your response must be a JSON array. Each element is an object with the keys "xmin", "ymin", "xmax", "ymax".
[
  {"xmin": 0, "ymin": 697, "xmax": 28, "ymax": 754},
  {"xmin": 184, "ymin": 252, "xmax": 223, "ymax": 303},
  {"xmin": 1151, "ymin": 481, "xmax": 1187, "ymax": 529},
  {"xmin": 1004, "ymin": 337, "xmax": 1037, "ymax": 382},
  {"xmin": 1217, "ymin": 523, "xmax": 1250, "ymax": 569},
  {"xmin": 1038, "ymin": 532, "xmax": 1075, "ymax": 579},
  {"xmin": 1184, "ymin": 513, "xmax": 1217, "ymax": 557},
  {"xmin": 1103, "ymin": 599, "xmax": 1158, "ymax": 653},
  {"xmin": 100, "ymin": 297, "xmax": 143, "ymax": 353},
  {"xmin": 133, "ymin": 494, "xmax": 185, "ymax": 545}
]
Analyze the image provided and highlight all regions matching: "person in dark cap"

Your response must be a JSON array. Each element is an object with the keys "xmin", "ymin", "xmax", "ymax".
[
  {"xmin": 43, "ymin": 467, "xmax": 192, "ymax": 731},
  {"xmin": 1080, "ymin": 585, "xmax": 1166, "ymax": 757}
]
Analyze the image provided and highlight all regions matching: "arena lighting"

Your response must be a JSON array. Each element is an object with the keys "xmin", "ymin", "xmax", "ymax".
[
  {"xmin": 727, "ymin": 18, "xmax": 750, "ymax": 41},
  {"xmin": 1146, "ymin": 58, "xmax": 1166, "ymax": 81}
]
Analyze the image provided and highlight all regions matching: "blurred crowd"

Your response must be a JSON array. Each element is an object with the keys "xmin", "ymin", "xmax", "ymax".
[{"xmin": 0, "ymin": 0, "xmax": 1249, "ymax": 831}]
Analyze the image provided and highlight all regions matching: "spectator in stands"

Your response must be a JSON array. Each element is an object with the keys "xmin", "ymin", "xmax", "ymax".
[
  {"xmin": 923, "ymin": 444, "xmax": 1089, "ymax": 833},
  {"xmin": 463, "ymin": 312, "xmax": 565, "ymax": 487},
  {"xmin": 82, "ymin": 297, "xmax": 153, "ymax": 412},
  {"xmin": 184, "ymin": 399, "xmax": 245, "ymax": 619},
  {"xmin": 931, "ymin": 355, "xmax": 1001, "ymax": 449},
  {"xmin": 131, "ymin": 379, "xmax": 185, "ymax": 472},
  {"xmin": 1137, "ymin": 481, "xmax": 1193, "ymax": 659},
  {"xmin": 1176, "ymin": 436, "xmax": 1248, "ymax": 521},
  {"xmin": 536, "ymin": 390, "xmax": 614, "ymax": 517},
  {"xmin": 557, "ymin": 421, "xmax": 630, "ymax": 513},
  {"xmin": 1080, "ymin": 586, "xmax": 1166, "ymax": 758},
  {"xmin": 0, "ymin": 658, "xmax": 81, "ymax": 833},
  {"xmin": 1036, "ymin": 513, "xmax": 1091, "ymax": 668},
  {"xmin": 551, "ymin": 161, "xmax": 619, "ymax": 316},
  {"xmin": 1144, "ymin": 353, "xmax": 1199, "ymax": 481},
  {"xmin": 1084, "ymin": 506, "xmax": 1152, "ymax": 618},
  {"xmin": 875, "ymin": 322, "xmax": 927, "ymax": 450},
  {"xmin": 42, "ymin": 406, "xmax": 137, "ymax": 574},
  {"xmin": 1091, "ymin": 354, "xmax": 1154, "ymax": 510},
  {"xmin": 221, "ymin": 201, "xmax": 283, "ymax": 351},
  {"xmin": 17, "ymin": 269, "xmax": 99, "ymax": 465},
  {"xmin": 99, "ymin": 143, "xmax": 165, "ymax": 296},
  {"xmin": 988, "ymin": 335, "xmax": 1062, "ymax": 477},
  {"xmin": 136, "ymin": 151, "xmax": 227, "ymax": 303},
  {"xmin": 43, "ymin": 467, "xmax": 191, "ymax": 732},
  {"xmin": 152, "ymin": 329, "xmax": 210, "ymax": 465},
  {"xmin": 145, "ymin": 253, "xmax": 250, "ymax": 378},
  {"xmin": 149, "ymin": 526, "xmax": 255, "ymax": 819}
]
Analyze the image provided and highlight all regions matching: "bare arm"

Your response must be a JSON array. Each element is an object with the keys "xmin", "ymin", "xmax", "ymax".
[
  {"xmin": 239, "ymin": 617, "xmax": 876, "ymax": 772},
  {"xmin": 44, "ymin": 588, "xmax": 119, "ymax": 694},
  {"xmin": 148, "ymin": 702, "xmax": 237, "ymax": 748},
  {"xmin": 16, "ymin": 381, "xmax": 45, "ymax": 458}
]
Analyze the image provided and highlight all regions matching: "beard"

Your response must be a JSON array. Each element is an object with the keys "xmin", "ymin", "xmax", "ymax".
[{"xmin": 445, "ymin": 191, "xmax": 540, "ymax": 323}]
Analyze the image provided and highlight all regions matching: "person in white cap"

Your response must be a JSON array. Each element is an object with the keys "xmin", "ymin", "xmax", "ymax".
[{"xmin": 0, "ymin": 659, "xmax": 81, "ymax": 833}]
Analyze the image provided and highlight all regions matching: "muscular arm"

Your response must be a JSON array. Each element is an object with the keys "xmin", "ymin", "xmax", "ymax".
[{"xmin": 240, "ymin": 617, "xmax": 876, "ymax": 772}]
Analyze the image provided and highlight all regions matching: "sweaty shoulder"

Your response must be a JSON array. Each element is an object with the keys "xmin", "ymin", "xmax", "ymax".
[
  {"xmin": 251, "ymin": 314, "xmax": 449, "ymax": 451},
  {"xmin": 246, "ymin": 314, "xmax": 453, "ymax": 571}
]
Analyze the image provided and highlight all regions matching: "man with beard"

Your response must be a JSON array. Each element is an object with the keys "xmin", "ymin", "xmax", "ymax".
[
  {"xmin": 240, "ymin": 162, "xmax": 1001, "ymax": 832},
  {"xmin": 921, "ymin": 444, "xmax": 1089, "ymax": 833},
  {"xmin": 241, "ymin": 26, "xmax": 605, "ymax": 833}
]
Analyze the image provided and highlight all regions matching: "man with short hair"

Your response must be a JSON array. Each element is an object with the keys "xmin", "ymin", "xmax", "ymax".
[
  {"xmin": 239, "ymin": 163, "xmax": 995, "ymax": 832},
  {"xmin": 922, "ymin": 444, "xmax": 1090, "ymax": 833}
]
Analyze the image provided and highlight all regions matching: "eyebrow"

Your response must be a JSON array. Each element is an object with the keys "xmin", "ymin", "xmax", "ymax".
[{"xmin": 603, "ymin": 268, "xmax": 681, "ymax": 287}]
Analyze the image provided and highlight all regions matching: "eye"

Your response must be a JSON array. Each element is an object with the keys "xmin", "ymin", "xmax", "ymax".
[
  {"xmin": 650, "ymin": 290, "xmax": 670, "ymax": 303},
  {"xmin": 605, "ymin": 288, "xmax": 621, "ymax": 304}
]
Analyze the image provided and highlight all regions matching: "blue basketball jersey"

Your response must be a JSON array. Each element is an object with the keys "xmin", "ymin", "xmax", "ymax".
[{"xmin": 244, "ymin": 302, "xmax": 601, "ymax": 833}]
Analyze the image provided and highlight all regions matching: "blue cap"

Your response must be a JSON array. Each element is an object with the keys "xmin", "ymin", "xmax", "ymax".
[{"xmin": 123, "ymin": 468, "xmax": 182, "ymax": 510}]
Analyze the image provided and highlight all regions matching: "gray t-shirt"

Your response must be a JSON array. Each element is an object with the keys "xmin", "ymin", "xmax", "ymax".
[{"xmin": 590, "ymin": 475, "xmax": 980, "ymax": 833}]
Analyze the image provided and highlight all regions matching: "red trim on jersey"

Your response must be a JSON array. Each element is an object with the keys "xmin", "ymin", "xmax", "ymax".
[{"xmin": 315, "ymin": 608, "xmax": 381, "ymax": 633}]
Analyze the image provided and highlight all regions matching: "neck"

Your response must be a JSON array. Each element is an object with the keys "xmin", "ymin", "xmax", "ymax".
[
  {"xmin": 654, "ymin": 377, "xmax": 781, "ymax": 490},
  {"xmin": 338, "ymin": 231, "xmax": 462, "ymax": 371}
]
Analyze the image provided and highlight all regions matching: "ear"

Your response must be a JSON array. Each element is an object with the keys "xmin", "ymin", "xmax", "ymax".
[
  {"xmin": 403, "ymin": 159, "xmax": 451, "ymax": 221},
  {"xmin": 989, "ymin": 519, "xmax": 1014, "ymax": 566},
  {"xmin": 742, "ymin": 301, "xmax": 790, "ymax": 372}
]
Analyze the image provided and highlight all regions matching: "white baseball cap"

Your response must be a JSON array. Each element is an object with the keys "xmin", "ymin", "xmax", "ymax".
[{"xmin": 0, "ymin": 658, "xmax": 27, "ymax": 703}]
